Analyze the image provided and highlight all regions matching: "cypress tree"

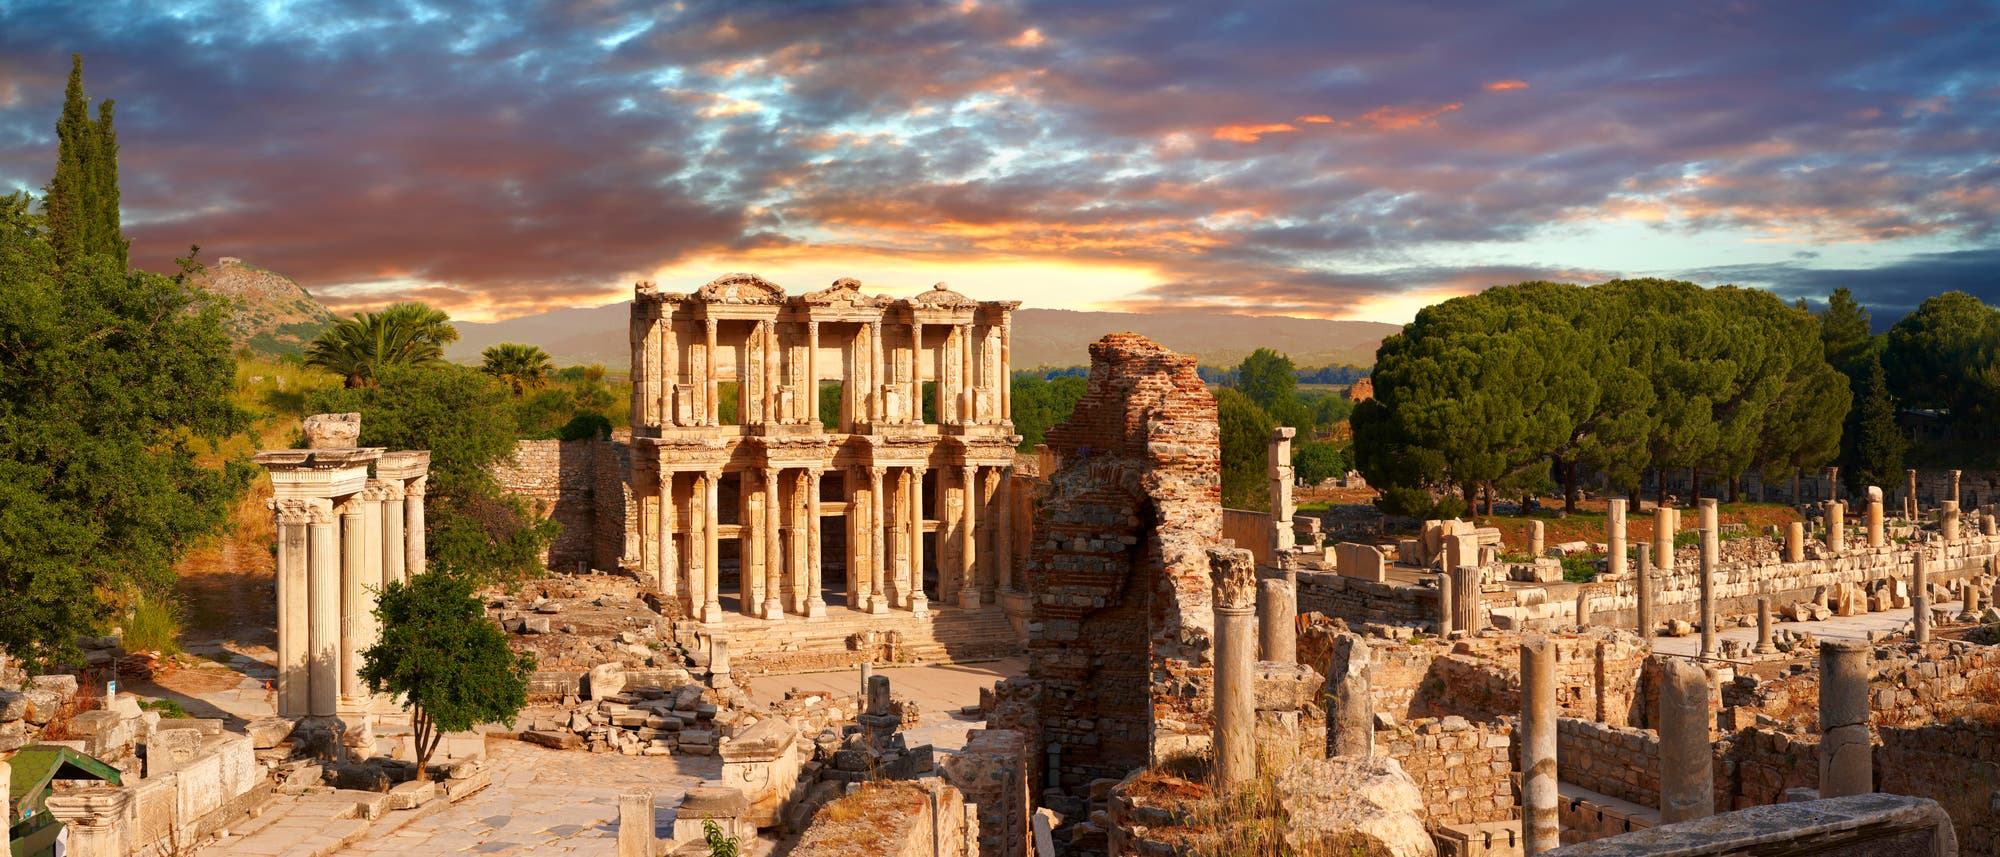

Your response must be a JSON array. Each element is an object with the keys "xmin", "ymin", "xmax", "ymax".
[
  {"xmin": 1851, "ymin": 355, "xmax": 1906, "ymax": 493},
  {"xmin": 40, "ymin": 54, "xmax": 124, "ymax": 269}
]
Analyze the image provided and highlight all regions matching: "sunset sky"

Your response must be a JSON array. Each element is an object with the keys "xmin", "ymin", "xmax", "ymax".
[{"xmin": 1, "ymin": 1, "xmax": 1995, "ymax": 324}]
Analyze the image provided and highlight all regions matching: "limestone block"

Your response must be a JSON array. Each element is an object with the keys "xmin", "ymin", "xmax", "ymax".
[
  {"xmin": 443, "ymin": 766, "xmax": 492, "ymax": 802},
  {"xmin": 521, "ymin": 730, "xmax": 583, "ymax": 750},
  {"xmin": 387, "ymin": 779, "xmax": 438, "ymax": 810},
  {"xmin": 0, "ymin": 689, "xmax": 26, "ymax": 722},
  {"xmin": 671, "ymin": 786, "xmax": 752, "ymax": 845},
  {"xmin": 303, "ymin": 412, "xmax": 362, "ymax": 448},
  {"xmin": 144, "ymin": 727, "xmax": 203, "ymax": 777},
  {"xmin": 29, "ymin": 673, "xmax": 79, "ymax": 701},
  {"xmin": 1275, "ymin": 756, "xmax": 1434, "ymax": 857},
  {"xmin": 589, "ymin": 662, "xmax": 628, "ymax": 700},
  {"xmin": 1252, "ymin": 662, "xmax": 1320, "ymax": 712},
  {"xmin": 719, "ymin": 716, "xmax": 800, "ymax": 828},
  {"xmin": 1334, "ymin": 543, "xmax": 1387, "ymax": 582},
  {"xmin": 244, "ymin": 716, "xmax": 294, "ymax": 748}
]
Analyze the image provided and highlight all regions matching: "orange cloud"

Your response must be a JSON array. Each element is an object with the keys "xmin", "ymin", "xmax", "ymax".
[
  {"xmin": 1296, "ymin": 114, "xmax": 1333, "ymax": 124},
  {"xmin": 1358, "ymin": 102, "xmax": 1462, "ymax": 130},
  {"xmin": 1008, "ymin": 28, "xmax": 1044, "ymax": 47},
  {"xmin": 1212, "ymin": 122, "xmax": 1298, "ymax": 142},
  {"xmin": 1484, "ymin": 79, "xmax": 1529, "ymax": 92}
]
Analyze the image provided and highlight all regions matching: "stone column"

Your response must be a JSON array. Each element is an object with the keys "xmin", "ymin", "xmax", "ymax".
[
  {"xmin": 1699, "ymin": 498, "xmax": 1719, "ymax": 565},
  {"xmin": 1636, "ymin": 543, "xmax": 1654, "ymax": 640},
  {"xmin": 1520, "ymin": 634, "xmax": 1559, "ymax": 855},
  {"xmin": 1326, "ymin": 633, "xmax": 1372, "ymax": 758},
  {"xmin": 1654, "ymin": 507, "xmax": 1676, "ymax": 573},
  {"xmin": 868, "ymin": 321, "xmax": 884, "ymax": 423},
  {"xmin": 1659, "ymin": 659, "xmax": 1714, "ymax": 823},
  {"xmin": 960, "ymin": 322, "xmax": 975, "ymax": 424},
  {"xmin": 1986, "ymin": 512, "xmax": 1998, "ymax": 537},
  {"xmin": 1606, "ymin": 498, "xmax": 1628, "ymax": 577},
  {"xmin": 659, "ymin": 471, "xmax": 679, "ymax": 599},
  {"xmin": 763, "ymin": 467, "xmax": 784, "ymax": 620},
  {"xmin": 911, "ymin": 321, "xmax": 925, "ymax": 426},
  {"xmin": 307, "ymin": 499, "xmax": 340, "ymax": 718},
  {"xmin": 1258, "ymin": 578, "xmax": 1297, "ymax": 664},
  {"xmin": 1943, "ymin": 500, "xmax": 1961, "ymax": 542},
  {"xmin": 1867, "ymin": 487, "xmax": 1885, "ymax": 548},
  {"xmin": 1529, "ymin": 519, "xmax": 1545, "ymax": 558},
  {"xmin": 1906, "ymin": 468, "xmax": 1918, "ymax": 519},
  {"xmin": 1699, "ymin": 525, "xmax": 1718, "ymax": 659},
  {"xmin": 359, "ymin": 482, "xmax": 384, "ymax": 624},
  {"xmin": 868, "ymin": 467, "xmax": 889, "ymax": 613},
  {"xmin": 806, "ymin": 321, "xmax": 820, "ymax": 428},
  {"xmin": 959, "ymin": 464, "xmax": 980, "ymax": 607},
  {"xmin": 338, "ymin": 497, "xmax": 368, "ymax": 705},
  {"xmin": 1952, "ymin": 469, "xmax": 1963, "ymax": 505},
  {"xmin": 1785, "ymin": 521, "xmax": 1804, "ymax": 562},
  {"xmin": 617, "ymin": 791, "xmax": 654, "ymax": 857},
  {"xmin": 1827, "ymin": 466, "xmax": 1840, "ymax": 502},
  {"xmin": 1437, "ymin": 569, "xmax": 1456, "ymax": 635},
  {"xmin": 1270, "ymin": 427, "xmax": 1296, "ymax": 557},
  {"xmin": 909, "ymin": 463, "xmax": 929, "ymax": 616},
  {"xmin": 996, "ymin": 469, "xmax": 1014, "ymax": 592},
  {"xmin": 1827, "ymin": 500, "xmax": 1846, "ymax": 553},
  {"xmin": 405, "ymin": 475, "xmax": 426, "ymax": 575},
  {"xmin": 1819, "ymin": 639, "xmax": 1873, "ymax": 798},
  {"xmin": 1913, "ymin": 551, "xmax": 1930, "ymax": 644},
  {"xmin": 44, "ymin": 788, "xmax": 131, "ymax": 857},
  {"xmin": 806, "ymin": 468, "xmax": 826, "ymax": 618},
  {"xmin": 1449, "ymin": 565, "xmax": 1482, "ymax": 634},
  {"xmin": 381, "ymin": 480, "xmax": 407, "ymax": 587},
  {"xmin": 1756, "ymin": 598, "xmax": 1777, "ymax": 654},
  {"xmin": 276, "ymin": 499, "xmax": 311, "ymax": 718},
  {"xmin": 704, "ymin": 317, "xmax": 719, "ymax": 426},
  {"xmin": 702, "ymin": 469, "xmax": 723, "ymax": 623},
  {"xmin": 999, "ymin": 320, "xmax": 1013, "ymax": 417},
  {"xmin": 0, "ymin": 760, "xmax": 9, "ymax": 857},
  {"xmin": 1209, "ymin": 547, "xmax": 1258, "ymax": 792}
]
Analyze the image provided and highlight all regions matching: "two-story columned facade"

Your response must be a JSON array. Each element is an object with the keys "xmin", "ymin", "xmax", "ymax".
[{"xmin": 629, "ymin": 274, "xmax": 1021, "ymax": 624}]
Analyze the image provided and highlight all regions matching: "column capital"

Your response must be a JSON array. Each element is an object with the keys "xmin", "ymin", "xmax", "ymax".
[
  {"xmin": 305, "ymin": 497, "xmax": 338, "ymax": 525},
  {"xmin": 703, "ymin": 466, "xmax": 725, "ymax": 480},
  {"xmin": 335, "ymin": 496, "xmax": 367, "ymax": 518},
  {"xmin": 404, "ymin": 475, "xmax": 427, "ymax": 497}
]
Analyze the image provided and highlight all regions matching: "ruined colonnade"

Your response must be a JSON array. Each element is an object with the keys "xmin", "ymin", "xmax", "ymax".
[{"xmin": 256, "ymin": 414, "xmax": 429, "ymax": 720}]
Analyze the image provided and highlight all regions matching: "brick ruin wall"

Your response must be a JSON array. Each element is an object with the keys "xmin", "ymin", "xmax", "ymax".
[
  {"xmin": 490, "ymin": 436, "xmax": 637, "ymax": 573},
  {"xmin": 1305, "ymin": 630, "xmax": 1649, "ymax": 728},
  {"xmin": 1008, "ymin": 332, "xmax": 1222, "ymax": 794},
  {"xmin": 1296, "ymin": 569, "xmax": 1435, "ymax": 626},
  {"xmin": 1382, "ymin": 716, "xmax": 1519, "ymax": 827}
]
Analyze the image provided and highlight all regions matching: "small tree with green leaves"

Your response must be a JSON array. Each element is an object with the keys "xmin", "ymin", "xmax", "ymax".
[
  {"xmin": 359, "ymin": 567, "xmax": 533, "ymax": 779},
  {"xmin": 703, "ymin": 820, "xmax": 740, "ymax": 857}
]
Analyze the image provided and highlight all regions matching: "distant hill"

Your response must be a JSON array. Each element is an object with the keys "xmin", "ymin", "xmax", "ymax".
[
  {"xmin": 189, "ymin": 257, "xmax": 338, "ymax": 355},
  {"xmin": 447, "ymin": 302, "xmax": 1397, "ymax": 371}
]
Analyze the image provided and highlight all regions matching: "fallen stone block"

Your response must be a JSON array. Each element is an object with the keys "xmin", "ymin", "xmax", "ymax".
[
  {"xmin": 442, "ymin": 766, "xmax": 491, "ymax": 802},
  {"xmin": 387, "ymin": 779, "xmax": 437, "ymax": 810},
  {"xmin": 521, "ymin": 730, "xmax": 583, "ymax": 750},
  {"xmin": 245, "ymin": 716, "xmax": 296, "ymax": 749}
]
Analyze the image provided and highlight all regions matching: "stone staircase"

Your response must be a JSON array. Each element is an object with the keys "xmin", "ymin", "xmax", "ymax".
[{"xmin": 702, "ymin": 602, "xmax": 1022, "ymax": 675}]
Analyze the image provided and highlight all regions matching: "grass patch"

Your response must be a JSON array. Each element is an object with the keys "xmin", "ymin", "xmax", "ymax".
[
  {"xmin": 122, "ymin": 591, "xmax": 184, "ymax": 655},
  {"xmin": 140, "ymin": 698, "xmax": 189, "ymax": 718},
  {"xmin": 1560, "ymin": 555, "xmax": 1599, "ymax": 584}
]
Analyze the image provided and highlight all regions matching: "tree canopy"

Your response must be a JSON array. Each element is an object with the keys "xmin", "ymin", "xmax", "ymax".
[
  {"xmin": 481, "ymin": 342, "xmax": 555, "ymax": 396},
  {"xmin": 307, "ymin": 302, "xmax": 460, "ymax": 388},
  {"xmin": 1354, "ymin": 279, "xmax": 1850, "ymax": 513}
]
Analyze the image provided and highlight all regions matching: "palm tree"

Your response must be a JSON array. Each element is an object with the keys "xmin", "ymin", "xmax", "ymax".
[
  {"xmin": 481, "ymin": 343, "xmax": 555, "ymax": 396},
  {"xmin": 306, "ymin": 302, "xmax": 459, "ymax": 388}
]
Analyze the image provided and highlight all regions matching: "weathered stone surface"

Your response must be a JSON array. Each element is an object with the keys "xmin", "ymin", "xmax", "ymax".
[
  {"xmin": 588, "ymin": 661, "xmax": 627, "ymax": 700},
  {"xmin": 1326, "ymin": 633, "xmax": 1373, "ymax": 759},
  {"xmin": 521, "ymin": 730, "xmax": 583, "ymax": 750},
  {"xmin": 1541, "ymin": 793, "xmax": 1955, "ymax": 856},
  {"xmin": 386, "ymin": 779, "xmax": 437, "ymax": 810},
  {"xmin": 245, "ymin": 716, "xmax": 295, "ymax": 749},
  {"xmin": 303, "ymin": 412, "xmax": 361, "ymax": 448},
  {"xmin": 1275, "ymin": 756, "xmax": 1435, "ymax": 857}
]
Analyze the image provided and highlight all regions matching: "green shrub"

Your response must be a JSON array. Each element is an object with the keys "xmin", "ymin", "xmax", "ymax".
[
  {"xmin": 139, "ymin": 698, "xmax": 188, "ymax": 718},
  {"xmin": 122, "ymin": 593, "xmax": 183, "ymax": 655}
]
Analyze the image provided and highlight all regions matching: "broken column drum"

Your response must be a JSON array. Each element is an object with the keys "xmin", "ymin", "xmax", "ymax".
[
  {"xmin": 1636, "ymin": 544, "xmax": 1654, "ymax": 640},
  {"xmin": 1913, "ymin": 552, "xmax": 1930, "ymax": 644},
  {"xmin": 1258, "ymin": 577, "xmax": 1297, "ymax": 665},
  {"xmin": 1448, "ymin": 565, "xmax": 1482, "ymax": 634},
  {"xmin": 1867, "ymin": 486, "xmax": 1886, "ymax": 548},
  {"xmin": 1659, "ymin": 659, "xmax": 1714, "ymax": 823},
  {"xmin": 1827, "ymin": 500, "xmax": 1846, "ymax": 553},
  {"xmin": 1699, "ymin": 526, "xmax": 1719, "ymax": 659},
  {"xmin": 1325, "ymin": 633, "xmax": 1373, "ymax": 759},
  {"xmin": 1605, "ymin": 498, "xmax": 1628, "ymax": 577}
]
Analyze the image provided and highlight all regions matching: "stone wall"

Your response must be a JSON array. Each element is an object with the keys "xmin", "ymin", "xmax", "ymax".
[
  {"xmin": 1310, "ymin": 630, "xmax": 1648, "ymax": 728},
  {"xmin": 1295, "ymin": 569, "xmax": 1435, "ymax": 627},
  {"xmin": 1381, "ymin": 715, "xmax": 1517, "ymax": 827},
  {"xmin": 1557, "ymin": 718, "xmax": 1660, "ymax": 809},
  {"xmin": 1878, "ymin": 720, "xmax": 2000, "ymax": 854},
  {"xmin": 1018, "ymin": 333, "xmax": 1223, "ymax": 792},
  {"xmin": 1221, "ymin": 508, "xmax": 1271, "ymax": 567},
  {"xmin": 940, "ymin": 728, "xmax": 1030, "ymax": 857},
  {"xmin": 789, "ymin": 780, "xmax": 976, "ymax": 857},
  {"xmin": 491, "ymin": 437, "xmax": 637, "ymax": 572}
]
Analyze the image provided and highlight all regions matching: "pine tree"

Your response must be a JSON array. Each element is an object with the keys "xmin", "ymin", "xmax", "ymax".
[
  {"xmin": 41, "ymin": 54, "xmax": 124, "ymax": 269},
  {"xmin": 1851, "ymin": 355, "xmax": 1906, "ymax": 493}
]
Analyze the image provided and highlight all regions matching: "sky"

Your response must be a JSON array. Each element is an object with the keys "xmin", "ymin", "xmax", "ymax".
[{"xmin": 0, "ymin": 1, "xmax": 1995, "ymax": 325}]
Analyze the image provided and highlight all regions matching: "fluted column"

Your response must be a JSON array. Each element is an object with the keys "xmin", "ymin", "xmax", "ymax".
[
  {"xmin": 659, "ymin": 470, "xmax": 678, "ymax": 599},
  {"xmin": 869, "ymin": 467, "xmax": 889, "ymax": 613},
  {"xmin": 763, "ymin": 466, "xmax": 784, "ymax": 620},
  {"xmin": 742, "ymin": 469, "xmax": 764, "ymax": 617},
  {"xmin": 869, "ymin": 321, "xmax": 884, "ymax": 424},
  {"xmin": 307, "ymin": 499, "xmax": 340, "ymax": 718},
  {"xmin": 807, "ymin": 321, "xmax": 821, "ymax": 429},
  {"xmin": 704, "ymin": 317, "xmax": 719, "ymax": 426},
  {"xmin": 960, "ymin": 463, "xmax": 980, "ymax": 607},
  {"xmin": 276, "ymin": 500, "xmax": 310, "ymax": 717},
  {"xmin": 702, "ymin": 468, "xmax": 723, "ymax": 622},
  {"xmin": 909, "ymin": 463, "xmax": 929, "ymax": 616},
  {"xmin": 338, "ymin": 497, "xmax": 368, "ymax": 705},
  {"xmin": 846, "ymin": 465, "xmax": 868, "ymax": 608},
  {"xmin": 405, "ymin": 476, "xmax": 426, "ymax": 575},
  {"xmin": 381, "ymin": 481, "xmax": 406, "ymax": 587},
  {"xmin": 806, "ymin": 467, "xmax": 826, "ymax": 618},
  {"xmin": 999, "ymin": 321, "xmax": 1012, "ymax": 418}
]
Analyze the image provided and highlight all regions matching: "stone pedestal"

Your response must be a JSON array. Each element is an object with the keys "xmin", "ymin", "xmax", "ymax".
[
  {"xmin": 1325, "ymin": 633, "xmax": 1373, "ymax": 759},
  {"xmin": 1827, "ymin": 501, "xmax": 1845, "ymax": 553},
  {"xmin": 0, "ymin": 760, "xmax": 9, "ymax": 857},
  {"xmin": 1269, "ymin": 427, "xmax": 1296, "ymax": 558},
  {"xmin": 1819, "ymin": 640, "xmax": 1873, "ymax": 799},
  {"xmin": 1258, "ymin": 578, "xmax": 1297, "ymax": 664},
  {"xmin": 1659, "ymin": 659, "xmax": 1713, "ymax": 823},
  {"xmin": 618, "ymin": 791, "xmax": 654, "ymax": 857},
  {"xmin": 1606, "ymin": 499, "xmax": 1628, "ymax": 577},
  {"xmin": 1520, "ymin": 635, "xmax": 1559, "ymax": 855},
  {"xmin": 1210, "ymin": 548, "xmax": 1258, "ymax": 792},
  {"xmin": 45, "ymin": 787, "xmax": 132, "ymax": 857}
]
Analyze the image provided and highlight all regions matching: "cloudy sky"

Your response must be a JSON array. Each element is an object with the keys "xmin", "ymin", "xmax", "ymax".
[{"xmin": 1, "ymin": 1, "xmax": 1994, "ymax": 324}]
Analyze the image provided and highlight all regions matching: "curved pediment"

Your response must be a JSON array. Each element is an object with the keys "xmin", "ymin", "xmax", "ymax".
[
  {"xmin": 802, "ymin": 277, "xmax": 889, "ymax": 308},
  {"xmin": 695, "ymin": 273, "xmax": 788, "ymax": 305},
  {"xmin": 911, "ymin": 282, "xmax": 978, "ymax": 310}
]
